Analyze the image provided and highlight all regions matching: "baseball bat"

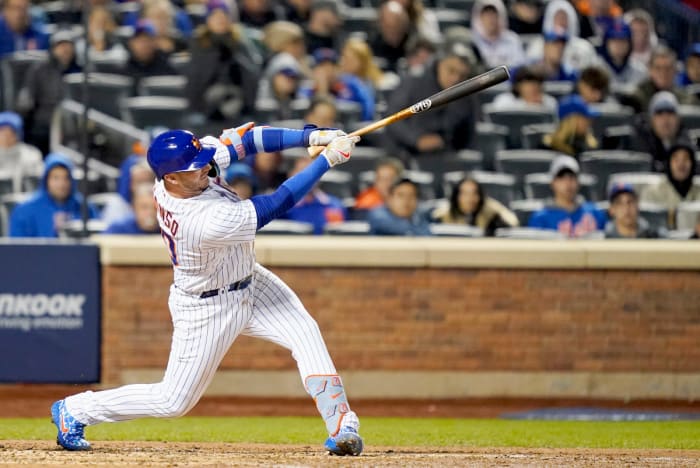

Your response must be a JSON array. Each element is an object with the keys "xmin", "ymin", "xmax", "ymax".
[{"xmin": 308, "ymin": 65, "xmax": 510, "ymax": 157}]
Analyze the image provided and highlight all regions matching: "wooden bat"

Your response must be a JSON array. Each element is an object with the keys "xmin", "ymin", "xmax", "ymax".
[{"xmin": 309, "ymin": 65, "xmax": 510, "ymax": 157}]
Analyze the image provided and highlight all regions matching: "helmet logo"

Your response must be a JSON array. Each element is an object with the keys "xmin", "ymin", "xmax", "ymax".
[{"xmin": 192, "ymin": 137, "xmax": 202, "ymax": 151}]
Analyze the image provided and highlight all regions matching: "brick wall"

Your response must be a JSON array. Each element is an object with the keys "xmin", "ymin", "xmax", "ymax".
[{"xmin": 100, "ymin": 266, "xmax": 700, "ymax": 385}]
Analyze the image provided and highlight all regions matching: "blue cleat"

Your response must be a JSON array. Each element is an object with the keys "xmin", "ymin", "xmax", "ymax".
[
  {"xmin": 51, "ymin": 400, "xmax": 91, "ymax": 451},
  {"xmin": 324, "ymin": 426, "xmax": 363, "ymax": 456}
]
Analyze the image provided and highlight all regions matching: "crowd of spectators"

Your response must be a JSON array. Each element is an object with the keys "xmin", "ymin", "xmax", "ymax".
[{"xmin": 0, "ymin": 0, "xmax": 699, "ymax": 239}]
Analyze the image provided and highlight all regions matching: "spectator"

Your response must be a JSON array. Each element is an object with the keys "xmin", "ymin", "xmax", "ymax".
[
  {"xmin": 605, "ymin": 183, "xmax": 662, "ymax": 238},
  {"xmin": 0, "ymin": 0, "xmax": 49, "ymax": 58},
  {"xmin": 262, "ymin": 21, "xmax": 308, "ymax": 70},
  {"xmin": 525, "ymin": 0, "xmax": 596, "ymax": 73},
  {"xmin": 528, "ymin": 155, "xmax": 606, "ymax": 237},
  {"xmin": 185, "ymin": 0, "xmax": 261, "ymax": 122},
  {"xmin": 256, "ymin": 52, "xmax": 303, "ymax": 120},
  {"xmin": 574, "ymin": 0, "xmax": 623, "ymax": 41},
  {"xmin": 355, "ymin": 157, "xmax": 404, "ymax": 210},
  {"xmin": 677, "ymin": 43, "xmax": 700, "ymax": 88},
  {"xmin": 122, "ymin": 0, "xmax": 194, "ymax": 41},
  {"xmin": 9, "ymin": 153, "xmax": 97, "ymax": 237},
  {"xmin": 224, "ymin": 162, "xmax": 256, "ymax": 199},
  {"xmin": 623, "ymin": 8, "xmax": 658, "ymax": 69},
  {"xmin": 368, "ymin": 177, "xmax": 431, "ymax": 236},
  {"xmin": 576, "ymin": 65, "xmax": 614, "ymax": 104},
  {"xmin": 304, "ymin": 95, "xmax": 338, "ymax": 128},
  {"xmin": 470, "ymin": 0, "xmax": 525, "ymax": 69},
  {"xmin": 492, "ymin": 65, "xmax": 558, "ymax": 113},
  {"xmin": 251, "ymin": 150, "xmax": 286, "ymax": 193},
  {"xmin": 103, "ymin": 183, "xmax": 160, "ymax": 234},
  {"xmin": 385, "ymin": 41, "xmax": 479, "ymax": 156},
  {"xmin": 299, "ymin": 47, "xmax": 375, "ymax": 121},
  {"xmin": 239, "ymin": 0, "xmax": 283, "ymax": 29},
  {"xmin": 507, "ymin": 0, "xmax": 544, "ymax": 35},
  {"xmin": 101, "ymin": 156, "xmax": 155, "ymax": 226},
  {"xmin": 540, "ymin": 95, "xmax": 599, "ymax": 158},
  {"xmin": 432, "ymin": 176, "xmax": 519, "ymax": 236},
  {"xmin": 630, "ymin": 91, "xmax": 689, "ymax": 173},
  {"xmin": 139, "ymin": 0, "xmax": 189, "ymax": 54},
  {"xmin": 281, "ymin": 0, "xmax": 312, "ymax": 23},
  {"xmin": 304, "ymin": 0, "xmax": 343, "ymax": 54},
  {"xmin": 0, "ymin": 111, "xmax": 43, "ymax": 193},
  {"xmin": 531, "ymin": 31, "xmax": 577, "ymax": 82},
  {"xmin": 339, "ymin": 37, "xmax": 383, "ymax": 99},
  {"xmin": 121, "ymin": 20, "xmax": 177, "ymax": 95},
  {"xmin": 389, "ymin": 0, "xmax": 441, "ymax": 45},
  {"xmin": 16, "ymin": 29, "xmax": 80, "ymax": 155},
  {"xmin": 641, "ymin": 140, "xmax": 700, "ymax": 229},
  {"xmin": 282, "ymin": 157, "xmax": 346, "ymax": 233},
  {"xmin": 632, "ymin": 46, "xmax": 698, "ymax": 113},
  {"xmin": 402, "ymin": 33, "xmax": 439, "ymax": 76},
  {"xmin": 595, "ymin": 19, "xmax": 647, "ymax": 88},
  {"xmin": 75, "ymin": 6, "xmax": 127, "ymax": 65},
  {"xmin": 369, "ymin": 0, "xmax": 413, "ymax": 73}
]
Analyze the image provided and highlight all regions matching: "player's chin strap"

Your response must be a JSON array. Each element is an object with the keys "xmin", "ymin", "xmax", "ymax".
[{"xmin": 305, "ymin": 375, "xmax": 354, "ymax": 436}]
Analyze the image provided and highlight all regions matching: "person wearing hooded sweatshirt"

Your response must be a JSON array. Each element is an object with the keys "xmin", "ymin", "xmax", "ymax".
[
  {"xmin": 623, "ymin": 8, "xmax": 658, "ymax": 70},
  {"xmin": 100, "ymin": 156, "xmax": 155, "ymax": 226},
  {"xmin": 470, "ymin": 0, "xmax": 525, "ymax": 69},
  {"xmin": 0, "ymin": 111, "xmax": 43, "ymax": 193},
  {"xmin": 594, "ymin": 19, "xmax": 647, "ymax": 88},
  {"xmin": 525, "ymin": 0, "xmax": 597, "ymax": 73},
  {"xmin": 641, "ymin": 140, "xmax": 700, "ymax": 229},
  {"xmin": 9, "ymin": 153, "xmax": 97, "ymax": 237}
]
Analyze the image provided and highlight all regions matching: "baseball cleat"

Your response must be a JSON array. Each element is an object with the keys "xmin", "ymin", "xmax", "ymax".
[
  {"xmin": 325, "ymin": 426, "xmax": 363, "ymax": 456},
  {"xmin": 51, "ymin": 400, "xmax": 91, "ymax": 451}
]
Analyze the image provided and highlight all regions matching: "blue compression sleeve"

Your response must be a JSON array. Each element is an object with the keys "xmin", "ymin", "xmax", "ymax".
[
  {"xmin": 241, "ymin": 126, "xmax": 314, "ymax": 156},
  {"xmin": 250, "ymin": 155, "xmax": 330, "ymax": 229}
]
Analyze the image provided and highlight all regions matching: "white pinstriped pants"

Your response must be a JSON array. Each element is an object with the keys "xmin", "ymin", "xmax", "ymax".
[{"xmin": 65, "ymin": 264, "xmax": 338, "ymax": 425}]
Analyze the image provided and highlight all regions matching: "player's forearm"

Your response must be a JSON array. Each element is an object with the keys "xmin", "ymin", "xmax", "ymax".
[
  {"xmin": 240, "ymin": 126, "xmax": 313, "ymax": 156},
  {"xmin": 250, "ymin": 156, "xmax": 330, "ymax": 229}
]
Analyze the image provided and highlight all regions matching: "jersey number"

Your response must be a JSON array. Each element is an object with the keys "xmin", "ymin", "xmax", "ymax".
[{"xmin": 161, "ymin": 231, "xmax": 179, "ymax": 266}]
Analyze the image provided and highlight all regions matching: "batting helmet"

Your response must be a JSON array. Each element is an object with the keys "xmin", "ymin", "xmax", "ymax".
[{"xmin": 147, "ymin": 130, "xmax": 217, "ymax": 179}]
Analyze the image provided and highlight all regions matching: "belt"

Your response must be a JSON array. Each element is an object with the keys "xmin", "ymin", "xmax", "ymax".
[{"xmin": 199, "ymin": 275, "xmax": 253, "ymax": 299}]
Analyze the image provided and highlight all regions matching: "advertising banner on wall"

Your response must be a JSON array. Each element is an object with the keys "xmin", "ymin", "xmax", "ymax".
[{"xmin": 0, "ymin": 242, "xmax": 100, "ymax": 382}]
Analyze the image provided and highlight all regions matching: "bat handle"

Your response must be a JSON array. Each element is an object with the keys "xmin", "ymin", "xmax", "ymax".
[{"xmin": 307, "ymin": 129, "xmax": 363, "ymax": 159}]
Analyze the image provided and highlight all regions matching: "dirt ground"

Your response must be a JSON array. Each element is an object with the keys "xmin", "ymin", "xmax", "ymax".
[{"xmin": 2, "ymin": 441, "xmax": 700, "ymax": 467}]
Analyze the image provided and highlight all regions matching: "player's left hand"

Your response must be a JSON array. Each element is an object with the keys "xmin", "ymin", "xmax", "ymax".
[{"xmin": 308, "ymin": 128, "xmax": 347, "ymax": 147}]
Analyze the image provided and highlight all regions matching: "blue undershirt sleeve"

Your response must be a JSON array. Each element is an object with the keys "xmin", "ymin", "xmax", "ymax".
[
  {"xmin": 241, "ymin": 126, "xmax": 313, "ymax": 156},
  {"xmin": 250, "ymin": 155, "xmax": 330, "ymax": 229}
]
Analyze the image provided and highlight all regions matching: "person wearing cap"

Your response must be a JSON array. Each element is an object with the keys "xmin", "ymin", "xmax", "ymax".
[
  {"xmin": 470, "ymin": 0, "xmax": 525, "ymax": 69},
  {"xmin": 641, "ymin": 139, "xmax": 700, "ymax": 229},
  {"xmin": 305, "ymin": 0, "xmax": 343, "ymax": 55},
  {"xmin": 528, "ymin": 155, "xmax": 606, "ymax": 237},
  {"xmin": 255, "ymin": 52, "xmax": 304, "ymax": 120},
  {"xmin": 368, "ymin": 178, "xmax": 432, "ymax": 236},
  {"xmin": 525, "ymin": 0, "xmax": 596, "ymax": 73},
  {"xmin": 0, "ymin": 111, "xmax": 42, "ymax": 193},
  {"xmin": 385, "ymin": 40, "xmax": 479, "ymax": 155},
  {"xmin": 632, "ymin": 45, "xmax": 698, "ymax": 113},
  {"xmin": 0, "ymin": 0, "xmax": 49, "ymax": 58},
  {"xmin": 630, "ymin": 91, "xmax": 691, "ymax": 173},
  {"xmin": 492, "ymin": 65, "xmax": 557, "ymax": 113},
  {"xmin": 594, "ymin": 19, "xmax": 647, "ymax": 88},
  {"xmin": 540, "ymin": 95, "xmax": 598, "ymax": 158},
  {"xmin": 120, "ymin": 19, "xmax": 177, "ymax": 96},
  {"xmin": 677, "ymin": 43, "xmax": 700, "ymax": 89},
  {"xmin": 185, "ymin": 0, "xmax": 261, "ymax": 122},
  {"xmin": 605, "ymin": 183, "xmax": 662, "ymax": 238},
  {"xmin": 15, "ymin": 29, "xmax": 80, "ymax": 155}
]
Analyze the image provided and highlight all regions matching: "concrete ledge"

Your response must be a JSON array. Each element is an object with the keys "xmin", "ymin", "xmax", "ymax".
[
  {"xmin": 94, "ymin": 235, "xmax": 700, "ymax": 270},
  {"xmin": 119, "ymin": 370, "xmax": 700, "ymax": 400}
]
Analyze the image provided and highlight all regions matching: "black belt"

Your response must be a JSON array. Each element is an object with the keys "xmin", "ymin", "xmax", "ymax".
[{"xmin": 199, "ymin": 275, "xmax": 253, "ymax": 299}]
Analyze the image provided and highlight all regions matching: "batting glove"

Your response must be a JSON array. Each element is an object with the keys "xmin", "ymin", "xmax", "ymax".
[
  {"xmin": 307, "ymin": 128, "xmax": 347, "ymax": 147},
  {"xmin": 321, "ymin": 135, "xmax": 360, "ymax": 167},
  {"xmin": 220, "ymin": 122, "xmax": 255, "ymax": 160}
]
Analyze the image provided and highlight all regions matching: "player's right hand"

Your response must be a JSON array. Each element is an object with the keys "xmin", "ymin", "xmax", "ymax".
[{"xmin": 321, "ymin": 135, "xmax": 360, "ymax": 167}]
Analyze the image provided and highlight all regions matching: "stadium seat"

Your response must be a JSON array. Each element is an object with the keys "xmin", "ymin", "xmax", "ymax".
[
  {"xmin": 521, "ymin": 123, "xmax": 556, "ymax": 149},
  {"xmin": 64, "ymin": 72, "xmax": 133, "ymax": 118},
  {"xmin": 474, "ymin": 122, "xmax": 508, "ymax": 171},
  {"xmin": 90, "ymin": 55, "xmax": 126, "ymax": 74},
  {"xmin": 676, "ymin": 201, "xmax": 700, "ymax": 230},
  {"xmin": 121, "ymin": 96, "xmax": 189, "ymax": 129},
  {"xmin": 509, "ymin": 199, "xmax": 545, "ymax": 226},
  {"xmin": 483, "ymin": 103, "xmax": 556, "ymax": 148},
  {"xmin": 495, "ymin": 149, "xmax": 560, "ymax": 198},
  {"xmin": 638, "ymin": 202, "xmax": 670, "ymax": 231},
  {"xmin": 168, "ymin": 53, "xmax": 192, "ymax": 76},
  {"xmin": 444, "ymin": 170, "xmax": 516, "ymax": 206},
  {"xmin": 0, "ymin": 192, "xmax": 32, "ymax": 236},
  {"xmin": 319, "ymin": 170, "xmax": 354, "ymax": 199},
  {"xmin": 0, "ymin": 50, "xmax": 48, "ymax": 110},
  {"xmin": 343, "ymin": 7, "xmax": 378, "ymax": 33},
  {"xmin": 403, "ymin": 169, "xmax": 436, "ymax": 200},
  {"xmin": 139, "ymin": 75, "xmax": 188, "ymax": 97},
  {"xmin": 268, "ymin": 119, "xmax": 306, "ymax": 131},
  {"xmin": 606, "ymin": 172, "xmax": 664, "ymax": 198},
  {"xmin": 87, "ymin": 192, "xmax": 122, "ymax": 219},
  {"xmin": 579, "ymin": 151, "xmax": 653, "ymax": 200},
  {"xmin": 0, "ymin": 170, "xmax": 15, "ymax": 195},
  {"xmin": 336, "ymin": 100, "xmax": 364, "ymax": 127},
  {"xmin": 524, "ymin": 172, "xmax": 598, "ymax": 201},
  {"xmin": 542, "ymin": 80, "xmax": 574, "ymax": 99},
  {"xmin": 679, "ymin": 105, "xmax": 700, "ymax": 131},
  {"xmin": 429, "ymin": 223, "xmax": 484, "ymax": 237},
  {"xmin": 433, "ymin": 8, "xmax": 470, "ymax": 29},
  {"xmin": 259, "ymin": 219, "xmax": 314, "ymax": 235},
  {"xmin": 324, "ymin": 220, "xmax": 370, "ymax": 235},
  {"xmin": 410, "ymin": 150, "xmax": 483, "ymax": 186},
  {"xmin": 475, "ymin": 80, "xmax": 510, "ymax": 107},
  {"xmin": 589, "ymin": 103, "xmax": 635, "ymax": 139},
  {"xmin": 602, "ymin": 124, "xmax": 634, "ymax": 150},
  {"xmin": 494, "ymin": 227, "xmax": 567, "ymax": 239},
  {"xmin": 60, "ymin": 219, "xmax": 108, "ymax": 238}
]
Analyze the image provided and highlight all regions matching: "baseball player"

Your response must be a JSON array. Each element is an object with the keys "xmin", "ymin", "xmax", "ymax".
[{"xmin": 50, "ymin": 123, "xmax": 364, "ymax": 456}]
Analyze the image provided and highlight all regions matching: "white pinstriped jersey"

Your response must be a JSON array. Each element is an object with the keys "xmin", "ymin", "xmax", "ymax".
[{"xmin": 153, "ymin": 136, "xmax": 258, "ymax": 295}]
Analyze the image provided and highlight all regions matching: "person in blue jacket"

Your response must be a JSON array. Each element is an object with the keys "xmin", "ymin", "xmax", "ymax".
[
  {"xmin": 368, "ymin": 178, "xmax": 432, "ymax": 236},
  {"xmin": 9, "ymin": 153, "xmax": 97, "ymax": 237},
  {"xmin": 0, "ymin": 0, "xmax": 49, "ymax": 58},
  {"xmin": 103, "ymin": 183, "xmax": 159, "ymax": 234},
  {"xmin": 528, "ymin": 154, "xmax": 606, "ymax": 237}
]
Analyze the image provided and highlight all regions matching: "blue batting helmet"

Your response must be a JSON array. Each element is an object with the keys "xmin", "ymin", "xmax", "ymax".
[{"xmin": 147, "ymin": 130, "xmax": 217, "ymax": 179}]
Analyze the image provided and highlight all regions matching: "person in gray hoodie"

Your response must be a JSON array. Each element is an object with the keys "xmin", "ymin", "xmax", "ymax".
[{"xmin": 470, "ymin": 0, "xmax": 525, "ymax": 69}]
